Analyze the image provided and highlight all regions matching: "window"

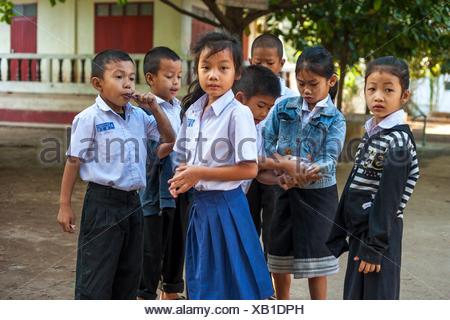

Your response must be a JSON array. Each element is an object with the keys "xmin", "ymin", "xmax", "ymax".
[
  {"xmin": 13, "ymin": 4, "xmax": 37, "ymax": 17},
  {"xmin": 94, "ymin": 2, "xmax": 154, "ymax": 53}
]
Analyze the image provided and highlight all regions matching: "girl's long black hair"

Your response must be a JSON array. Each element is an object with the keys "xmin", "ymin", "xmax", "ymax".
[
  {"xmin": 182, "ymin": 32, "xmax": 243, "ymax": 114},
  {"xmin": 295, "ymin": 46, "xmax": 338, "ymax": 101}
]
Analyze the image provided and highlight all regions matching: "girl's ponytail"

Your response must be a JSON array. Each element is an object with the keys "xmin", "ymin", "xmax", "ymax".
[{"xmin": 329, "ymin": 79, "xmax": 338, "ymax": 102}]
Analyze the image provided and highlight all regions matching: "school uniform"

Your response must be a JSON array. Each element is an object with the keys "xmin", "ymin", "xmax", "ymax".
[
  {"xmin": 137, "ymin": 96, "xmax": 188, "ymax": 299},
  {"xmin": 67, "ymin": 95, "xmax": 160, "ymax": 299},
  {"xmin": 174, "ymin": 89, "xmax": 273, "ymax": 300},
  {"xmin": 327, "ymin": 109, "xmax": 420, "ymax": 299},
  {"xmin": 246, "ymin": 77, "xmax": 299, "ymax": 256},
  {"xmin": 263, "ymin": 95, "xmax": 346, "ymax": 278}
]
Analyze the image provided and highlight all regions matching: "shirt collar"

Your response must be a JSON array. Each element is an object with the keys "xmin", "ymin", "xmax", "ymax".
[
  {"xmin": 279, "ymin": 77, "xmax": 287, "ymax": 96},
  {"xmin": 189, "ymin": 90, "xmax": 235, "ymax": 116},
  {"xmin": 190, "ymin": 94, "xmax": 208, "ymax": 114},
  {"xmin": 154, "ymin": 95, "xmax": 181, "ymax": 108},
  {"xmin": 96, "ymin": 95, "xmax": 133, "ymax": 113},
  {"xmin": 211, "ymin": 89, "xmax": 235, "ymax": 116},
  {"xmin": 365, "ymin": 109, "xmax": 406, "ymax": 136},
  {"xmin": 301, "ymin": 94, "xmax": 330, "ymax": 112}
]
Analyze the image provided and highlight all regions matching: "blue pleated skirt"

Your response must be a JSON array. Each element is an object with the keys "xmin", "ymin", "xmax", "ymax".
[{"xmin": 186, "ymin": 187, "xmax": 273, "ymax": 300}]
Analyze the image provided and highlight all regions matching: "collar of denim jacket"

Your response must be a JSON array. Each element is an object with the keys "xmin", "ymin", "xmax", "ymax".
[{"xmin": 296, "ymin": 95, "xmax": 337, "ymax": 118}]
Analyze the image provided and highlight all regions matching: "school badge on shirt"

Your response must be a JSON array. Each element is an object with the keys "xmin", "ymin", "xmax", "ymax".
[
  {"xmin": 96, "ymin": 122, "xmax": 115, "ymax": 132},
  {"xmin": 187, "ymin": 118, "xmax": 196, "ymax": 127}
]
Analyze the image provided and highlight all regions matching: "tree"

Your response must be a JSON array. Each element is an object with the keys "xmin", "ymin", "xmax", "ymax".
[
  {"xmin": 0, "ymin": 0, "xmax": 319, "ymax": 34},
  {"xmin": 267, "ymin": 0, "xmax": 450, "ymax": 109},
  {"xmin": 1, "ymin": 0, "xmax": 68, "ymax": 23},
  {"xmin": 0, "ymin": 0, "xmax": 14, "ymax": 24},
  {"xmin": 160, "ymin": 0, "xmax": 319, "ymax": 37}
]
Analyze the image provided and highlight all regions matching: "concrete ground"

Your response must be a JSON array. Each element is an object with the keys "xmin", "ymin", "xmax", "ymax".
[{"xmin": 0, "ymin": 126, "xmax": 449, "ymax": 299}]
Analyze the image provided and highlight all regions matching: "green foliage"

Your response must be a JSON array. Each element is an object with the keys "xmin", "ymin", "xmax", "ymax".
[
  {"xmin": 0, "ymin": 0, "xmax": 13, "ymax": 24},
  {"xmin": 49, "ymin": 0, "xmax": 65, "ymax": 6},
  {"xmin": 267, "ymin": 0, "xmax": 449, "ymax": 107},
  {"xmin": 269, "ymin": 0, "xmax": 448, "ymax": 67},
  {"xmin": 1, "ymin": 0, "xmax": 65, "ymax": 23}
]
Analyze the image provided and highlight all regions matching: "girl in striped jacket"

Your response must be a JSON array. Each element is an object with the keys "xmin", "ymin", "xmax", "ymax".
[{"xmin": 327, "ymin": 56, "xmax": 420, "ymax": 299}]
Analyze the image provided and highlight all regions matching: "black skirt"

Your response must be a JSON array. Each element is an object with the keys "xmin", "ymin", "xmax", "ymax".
[{"xmin": 267, "ymin": 185, "xmax": 340, "ymax": 278}]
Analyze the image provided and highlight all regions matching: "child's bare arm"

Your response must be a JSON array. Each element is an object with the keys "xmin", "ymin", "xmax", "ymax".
[
  {"xmin": 57, "ymin": 156, "xmax": 80, "ymax": 233},
  {"xmin": 134, "ymin": 92, "xmax": 176, "ymax": 143},
  {"xmin": 168, "ymin": 162, "xmax": 257, "ymax": 197},
  {"xmin": 157, "ymin": 142, "xmax": 175, "ymax": 159}
]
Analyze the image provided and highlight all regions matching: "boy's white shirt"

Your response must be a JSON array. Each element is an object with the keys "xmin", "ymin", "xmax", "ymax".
[
  {"xmin": 154, "ymin": 95, "xmax": 182, "ymax": 134},
  {"xmin": 241, "ymin": 123, "xmax": 264, "ymax": 193},
  {"xmin": 67, "ymin": 95, "xmax": 158, "ymax": 191},
  {"xmin": 154, "ymin": 95, "xmax": 182, "ymax": 168}
]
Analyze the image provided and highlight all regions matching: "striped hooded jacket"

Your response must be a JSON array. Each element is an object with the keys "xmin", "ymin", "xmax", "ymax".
[{"xmin": 327, "ymin": 124, "xmax": 419, "ymax": 264}]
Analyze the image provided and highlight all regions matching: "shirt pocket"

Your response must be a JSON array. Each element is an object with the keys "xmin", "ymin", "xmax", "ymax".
[
  {"xmin": 278, "ymin": 119, "xmax": 296, "ymax": 155},
  {"xmin": 345, "ymin": 189, "xmax": 374, "ymax": 230}
]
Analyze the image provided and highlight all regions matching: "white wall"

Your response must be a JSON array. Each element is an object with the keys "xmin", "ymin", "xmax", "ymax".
[
  {"xmin": 412, "ymin": 75, "xmax": 450, "ymax": 113},
  {"xmin": 37, "ymin": 0, "xmax": 76, "ymax": 54}
]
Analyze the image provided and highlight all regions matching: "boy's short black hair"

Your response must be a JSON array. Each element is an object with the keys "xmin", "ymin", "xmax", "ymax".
[
  {"xmin": 143, "ymin": 46, "xmax": 181, "ymax": 75},
  {"xmin": 233, "ymin": 65, "xmax": 281, "ymax": 99},
  {"xmin": 91, "ymin": 49, "xmax": 134, "ymax": 78},
  {"xmin": 251, "ymin": 34, "xmax": 284, "ymax": 59}
]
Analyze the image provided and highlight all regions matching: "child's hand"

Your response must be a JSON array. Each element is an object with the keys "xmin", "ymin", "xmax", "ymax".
[
  {"xmin": 280, "ymin": 160, "xmax": 320, "ymax": 187},
  {"xmin": 303, "ymin": 163, "xmax": 321, "ymax": 184},
  {"xmin": 278, "ymin": 173, "xmax": 296, "ymax": 190},
  {"xmin": 168, "ymin": 165, "xmax": 200, "ymax": 197},
  {"xmin": 57, "ymin": 204, "xmax": 76, "ymax": 233},
  {"xmin": 132, "ymin": 92, "xmax": 160, "ymax": 113},
  {"xmin": 354, "ymin": 256, "xmax": 381, "ymax": 273}
]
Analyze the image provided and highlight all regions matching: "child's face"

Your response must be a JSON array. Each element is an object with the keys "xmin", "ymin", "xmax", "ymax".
[
  {"xmin": 235, "ymin": 92, "xmax": 276, "ymax": 125},
  {"xmin": 92, "ymin": 60, "xmax": 136, "ymax": 112},
  {"xmin": 146, "ymin": 58, "xmax": 182, "ymax": 103},
  {"xmin": 250, "ymin": 47, "xmax": 284, "ymax": 75},
  {"xmin": 296, "ymin": 69, "xmax": 336, "ymax": 107},
  {"xmin": 198, "ymin": 48, "xmax": 238, "ymax": 105},
  {"xmin": 365, "ymin": 71, "xmax": 410, "ymax": 123}
]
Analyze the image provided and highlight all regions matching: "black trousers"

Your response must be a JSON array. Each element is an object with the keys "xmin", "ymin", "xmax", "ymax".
[
  {"xmin": 138, "ymin": 194, "xmax": 189, "ymax": 299},
  {"xmin": 246, "ymin": 180, "xmax": 277, "ymax": 257},
  {"xmin": 344, "ymin": 219, "xmax": 403, "ymax": 300},
  {"xmin": 75, "ymin": 182, "xmax": 143, "ymax": 300}
]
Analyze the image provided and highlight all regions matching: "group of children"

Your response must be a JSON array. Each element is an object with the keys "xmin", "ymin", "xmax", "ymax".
[{"xmin": 57, "ymin": 32, "xmax": 419, "ymax": 300}]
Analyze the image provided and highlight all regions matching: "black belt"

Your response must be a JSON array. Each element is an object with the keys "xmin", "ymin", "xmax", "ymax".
[{"xmin": 88, "ymin": 182, "xmax": 138, "ymax": 197}]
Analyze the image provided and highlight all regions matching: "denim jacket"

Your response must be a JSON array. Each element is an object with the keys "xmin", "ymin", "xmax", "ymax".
[{"xmin": 263, "ymin": 96, "xmax": 346, "ymax": 189}]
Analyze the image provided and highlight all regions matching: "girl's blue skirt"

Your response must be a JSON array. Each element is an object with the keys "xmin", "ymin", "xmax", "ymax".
[{"xmin": 186, "ymin": 187, "xmax": 273, "ymax": 300}]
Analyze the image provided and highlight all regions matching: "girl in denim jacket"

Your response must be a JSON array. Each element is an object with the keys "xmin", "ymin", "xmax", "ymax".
[{"xmin": 263, "ymin": 46, "xmax": 346, "ymax": 299}]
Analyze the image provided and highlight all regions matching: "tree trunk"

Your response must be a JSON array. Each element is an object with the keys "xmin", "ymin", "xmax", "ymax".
[
  {"xmin": 337, "ymin": 56, "xmax": 347, "ymax": 111},
  {"xmin": 224, "ymin": 7, "xmax": 245, "ymax": 37}
]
